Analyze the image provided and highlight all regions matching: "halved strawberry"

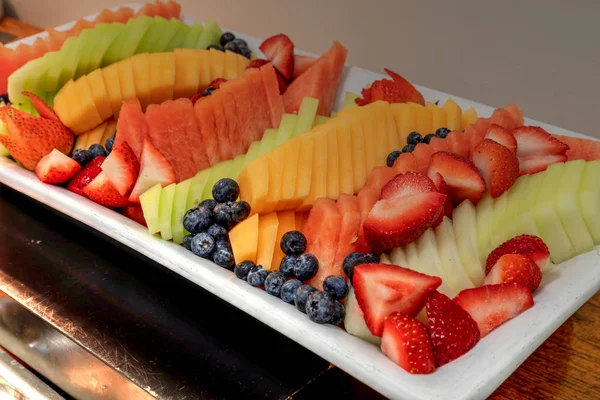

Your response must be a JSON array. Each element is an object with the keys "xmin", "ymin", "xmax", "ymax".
[
  {"xmin": 471, "ymin": 139, "xmax": 519, "ymax": 198},
  {"xmin": 518, "ymin": 154, "xmax": 567, "ymax": 176},
  {"xmin": 208, "ymin": 78, "xmax": 227, "ymax": 89},
  {"xmin": 35, "ymin": 149, "xmax": 81, "ymax": 184},
  {"xmin": 246, "ymin": 59, "xmax": 271, "ymax": 69},
  {"xmin": 454, "ymin": 283, "xmax": 534, "ymax": 337},
  {"xmin": 484, "ymin": 254, "xmax": 542, "ymax": 293},
  {"xmin": 356, "ymin": 69, "xmax": 425, "ymax": 107},
  {"xmin": 512, "ymin": 126, "xmax": 569, "ymax": 157},
  {"xmin": 293, "ymin": 54, "xmax": 317, "ymax": 79},
  {"xmin": 430, "ymin": 172, "xmax": 453, "ymax": 221},
  {"xmin": 353, "ymin": 263, "xmax": 442, "ymax": 336},
  {"xmin": 22, "ymin": 92, "xmax": 61, "ymax": 122},
  {"xmin": 427, "ymin": 151, "xmax": 485, "ymax": 205},
  {"xmin": 425, "ymin": 291, "xmax": 480, "ymax": 366},
  {"xmin": 484, "ymin": 124, "xmax": 517, "ymax": 154},
  {"xmin": 363, "ymin": 191, "xmax": 446, "ymax": 253},
  {"xmin": 485, "ymin": 234, "xmax": 550, "ymax": 275},
  {"xmin": 379, "ymin": 172, "xmax": 437, "ymax": 200},
  {"xmin": 83, "ymin": 171, "xmax": 129, "ymax": 208},
  {"xmin": 100, "ymin": 141, "xmax": 140, "ymax": 196},
  {"xmin": 246, "ymin": 59, "xmax": 288, "ymax": 94},
  {"xmin": 128, "ymin": 139, "xmax": 176, "ymax": 203},
  {"xmin": 259, "ymin": 34, "xmax": 294, "ymax": 80},
  {"xmin": 122, "ymin": 204, "xmax": 147, "ymax": 227},
  {"xmin": 67, "ymin": 156, "xmax": 106, "ymax": 196},
  {"xmin": 381, "ymin": 312, "xmax": 437, "ymax": 374}
]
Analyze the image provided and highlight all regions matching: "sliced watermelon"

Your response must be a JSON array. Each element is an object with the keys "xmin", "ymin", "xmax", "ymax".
[
  {"xmin": 332, "ymin": 194, "xmax": 362, "ymax": 275},
  {"xmin": 303, "ymin": 198, "xmax": 342, "ymax": 290},
  {"xmin": 283, "ymin": 42, "xmax": 348, "ymax": 117},
  {"xmin": 552, "ymin": 134, "xmax": 600, "ymax": 161},
  {"xmin": 258, "ymin": 64, "xmax": 286, "ymax": 128},
  {"xmin": 363, "ymin": 166, "xmax": 398, "ymax": 195},
  {"xmin": 194, "ymin": 102, "xmax": 220, "ymax": 166},
  {"xmin": 114, "ymin": 99, "xmax": 147, "ymax": 159}
]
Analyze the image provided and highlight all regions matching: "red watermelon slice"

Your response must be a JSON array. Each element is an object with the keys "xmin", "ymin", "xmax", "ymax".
[
  {"xmin": 552, "ymin": 134, "xmax": 600, "ymax": 161},
  {"xmin": 194, "ymin": 102, "xmax": 220, "ymax": 166},
  {"xmin": 332, "ymin": 194, "xmax": 362, "ymax": 275},
  {"xmin": 283, "ymin": 41, "xmax": 348, "ymax": 117},
  {"xmin": 258, "ymin": 64, "xmax": 285, "ymax": 129},
  {"xmin": 115, "ymin": 99, "xmax": 147, "ymax": 160}
]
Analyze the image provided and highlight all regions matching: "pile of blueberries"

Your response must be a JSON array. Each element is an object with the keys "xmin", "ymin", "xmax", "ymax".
[
  {"xmin": 183, "ymin": 178, "xmax": 251, "ymax": 270},
  {"xmin": 386, "ymin": 127, "xmax": 451, "ymax": 167},
  {"xmin": 71, "ymin": 138, "xmax": 114, "ymax": 166},
  {"xmin": 207, "ymin": 32, "xmax": 252, "ymax": 60}
]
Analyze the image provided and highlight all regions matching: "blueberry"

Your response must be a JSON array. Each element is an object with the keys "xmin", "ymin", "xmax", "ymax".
[
  {"xmin": 280, "ymin": 279, "xmax": 302, "ymax": 304},
  {"xmin": 231, "ymin": 201, "xmax": 251, "ymax": 222},
  {"xmin": 386, "ymin": 150, "xmax": 401, "ymax": 167},
  {"xmin": 294, "ymin": 284, "xmax": 316, "ymax": 313},
  {"xmin": 230, "ymin": 38, "xmax": 248, "ymax": 48},
  {"xmin": 342, "ymin": 252, "xmax": 364, "ymax": 276},
  {"xmin": 330, "ymin": 301, "xmax": 345, "ymax": 325},
  {"xmin": 207, "ymin": 224, "xmax": 227, "ymax": 240},
  {"xmin": 183, "ymin": 234, "xmax": 194, "ymax": 250},
  {"xmin": 322, "ymin": 276, "xmax": 349, "ymax": 300},
  {"xmin": 234, "ymin": 260, "xmax": 255, "ymax": 280},
  {"xmin": 183, "ymin": 206, "xmax": 213, "ymax": 233},
  {"xmin": 240, "ymin": 47, "xmax": 252, "ymax": 59},
  {"xmin": 305, "ymin": 291, "xmax": 335, "ymax": 324},
  {"xmin": 247, "ymin": 266, "xmax": 268, "ymax": 287},
  {"xmin": 220, "ymin": 32, "xmax": 236, "ymax": 46},
  {"xmin": 423, "ymin": 133, "xmax": 436, "ymax": 144},
  {"xmin": 190, "ymin": 232, "xmax": 215, "ymax": 258},
  {"xmin": 105, "ymin": 137, "xmax": 115, "ymax": 153},
  {"xmin": 213, "ymin": 202, "xmax": 236, "ymax": 229},
  {"xmin": 343, "ymin": 252, "xmax": 380, "ymax": 281},
  {"xmin": 88, "ymin": 143, "xmax": 107, "ymax": 158},
  {"xmin": 264, "ymin": 271, "xmax": 286, "ymax": 297},
  {"xmin": 207, "ymin": 44, "xmax": 224, "ymax": 52},
  {"xmin": 280, "ymin": 230, "xmax": 307, "ymax": 255},
  {"xmin": 203, "ymin": 87, "xmax": 216, "ymax": 97},
  {"xmin": 401, "ymin": 144, "xmax": 416, "ymax": 153},
  {"xmin": 435, "ymin": 127, "xmax": 451, "ymax": 138},
  {"xmin": 279, "ymin": 255, "xmax": 297, "ymax": 278},
  {"xmin": 212, "ymin": 178, "xmax": 240, "ymax": 202},
  {"xmin": 224, "ymin": 41, "xmax": 240, "ymax": 54},
  {"xmin": 215, "ymin": 235, "xmax": 233, "ymax": 253},
  {"xmin": 406, "ymin": 131, "xmax": 423, "ymax": 145},
  {"xmin": 200, "ymin": 199, "xmax": 218, "ymax": 210},
  {"xmin": 0, "ymin": 93, "xmax": 9, "ymax": 104},
  {"xmin": 294, "ymin": 253, "xmax": 319, "ymax": 281},
  {"xmin": 212, "ymin": 248, "xmax": 235, "ymax": 270},
  {"xmin": 71, "ymin": 149, "xmax": 92, "ymax": 166}
]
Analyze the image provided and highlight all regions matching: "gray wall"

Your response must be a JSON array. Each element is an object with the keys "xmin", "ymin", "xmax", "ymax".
[{"xmin": 10, "ymin": 0, "xmax": 600, "ymax": 137}]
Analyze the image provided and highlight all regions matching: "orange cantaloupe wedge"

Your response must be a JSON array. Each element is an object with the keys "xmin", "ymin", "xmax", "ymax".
[
  {"xmin": 278, "ymin": 141, "xmax": 303, "ymax": 210},
  {"xmin": 131, "ymin": 53, "xmax": 152, "ymax": 109},
  {"xmin": 415, "ymin": 103, "xmax": 432, "ymax": 135},
  {"xmin": 238, "ymin": 156, "xmax": 270, "ymax": 213},
  {"xmin": 325, "ymin": 123, "xmax": 340, "ymax": 200},
  {"xmin": 427, "ymin": 102, "xmax": 447, "ymax": 131},
  {"xmin": 391, "ymin": 103, "xmax": 418, "ymax": 139},
  {"xmin": 336, "ymin": 119, "xmax": 354, "ymax": 196},
  {"xmin": 84, "ymin": 122, "xmax": 106, "ymax": 149},
  {"xmin": 256, "ymin": 212, "xmax": 279, "ymax": 270},
  {"xmin": 208, "ymin": 48, "xmax": 225, "ymax": 82},
  {"xmin": 443, "ymin": 98, "xmax": 462, "ymax": 130},
  {"xmin": 462, "ymin": 107, "xmax": 477, "ymax": 129},
  {"xmin": 348, "ymin": 117, "xmax": 367, "ymax": 193},
  {"xmin": 223, "ymin": 50, "xmax": 239, "ymax": 80},
  {"xmin": 230, "ymin": 213, "xmax": 259, "ymax": 263},
  {"xmin": 85, "ymin": 69, "xmax": 112, "ymax": 121},
  {"xmin": 101, "ymin": 63, "xmax": 123, "ymax": 117},
  {"xmin": 117, "ymin": 59, "xmax": 137, "ymax": 104},
  {"xmin": 270, "ymin": 211, "xmax": 296, "ymax": 270},
  {"xmin": 100, "ymin": 118, "xmax": 117, "ymax": 147},
  {"xmin": 301, "ymin": 128, "xmax": 329, "ymax": 209}
]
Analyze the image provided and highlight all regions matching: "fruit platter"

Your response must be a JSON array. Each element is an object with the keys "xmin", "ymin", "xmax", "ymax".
[{"xmin": 1, "ymin": 2, "xmax": 599, "ymax": 399}]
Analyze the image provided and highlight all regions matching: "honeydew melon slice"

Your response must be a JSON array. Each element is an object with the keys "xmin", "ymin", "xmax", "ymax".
[
  {"xmin": 488, "ymin": 191, "xmax": 508, "ymax": 251},
  {"xmin": 343, "ymin": 92, "xmax": 359, "ymax": 110},
  {"xmin": 555, "ymin": 160, "xmax": 595, "ymax": 256},
  {"xmin": 242, "ymin": 141, "xmax": 262, "ymax": 168},
  {"xmin": 44, "ymin": 37, "xmax": 77, "ymax": 94},
  {"xmin": 436, "ymin": 217, "xmax": 475, "ymax": 292},
  {"xmin": 506, "ymin": 172, "xmax": 545, "ymax": 240},
  {"xmin": 165, "ymin": 23, "xmax": 191, "ymax": 52},
  {"xmin": 89, "ymin": 23, "xmax": 123, "ymax": 72},
  {"xmin": 275, "ymin": 114, "xmax": 298, "ymax": 147},
  {"xmin": 74, "ymin": 29, "xmax": 95, "ymax": 79},
  {"xmin": 389, "ymin": 246, "xmax": 408, "ymax": 267},
  {"xmin": 186, "ymin": 169, "xmax": 211, "ymax": 211},
  {"xmin": 501, "ymin": 174, "xmax": 531, "ymax": 236},
  {"xmin": 140, "ymin": 184, "xmax": 162, "ymax": 234},
  {"xmin": 293, "ymin": 98, "xmax": 319, "ymax": 136},
  {"xmin": 196, "ymin": 18, "xmax": 223, "ymax": 49},
  {"xmin": 229, "ymin": 154, "xmax": 247, "ymax": 182},
  {"xmin": 171, "ymin": 178, "xmax": 193, "ymax": 244},
  {"xmin": 475, "ymin": 193, "xmax": 494, "ymax": 262},
  {"xmin": 134, "ymin": 17, "xmax": 171, "ymax": 54},
  {"xmin": 202, "ymin": 159, "xmax": 235, "ymax": 200},
  {"xmin": 533, "ymin": 163, "xmax": 576, "ymax": 264},
  {"xmin": 181, "ymin": 22, "xmax": 204, "ymax": 48},
  {"xmin": 314, "ymin": 115, "xmax": 330, "ymax": 126},
  {"xmin": 159, "ymin": 183, "xmax": 177, "ymax": 241},
  {"xmin": 452, "ymin": 200, "xmax": 484, "ymax": 286},
  {"xmin": 579, "ymin": 160, "xmax": 600, "ymax": 244},
  {"xmin": 415, "ymin": 229, "xmax": 455, "ymax": 297},
  {"xmin": 344, "ymin": 286, "xmax": 381, "ymax": 345}
]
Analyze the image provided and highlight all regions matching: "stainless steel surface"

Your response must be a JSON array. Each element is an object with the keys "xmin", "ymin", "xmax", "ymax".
[{"xmin": 0, "ymin": 346, "xmax": 64, "ymax": 400}]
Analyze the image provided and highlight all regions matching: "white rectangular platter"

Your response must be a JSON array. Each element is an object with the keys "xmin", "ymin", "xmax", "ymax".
[{"xmin": 2, "ymin": 5, "xmax": 599, "ymax": 400}]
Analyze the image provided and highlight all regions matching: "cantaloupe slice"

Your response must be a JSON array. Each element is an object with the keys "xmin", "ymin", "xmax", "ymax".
[
  {"xmin": 325, "ymin": 123, "xmax": 340, "ymax": 200},
  {"xmin": 101, "ymin": 63, "xmax": 123, "ymax": 116},
  {"xmin": 427, "ymin": 102, "xmax": 447, "ymax": 131},
  {"xmin": 223, "ymin": 50, "xmax": 239, "ymax": 80},
  {"xmin": 301, "ymin": 129, "xmax": 329, "ymax": 209},
  {"xmin": 140, "ymin": 183, "xmax": 162, "ymax": 234},
  {"xmin": 238, "ymin": 157, "xmax": 270, "ymax": 214},
  {"xmin": 257, "ymin": 212, "xmax": 279, "ymax": 270},
  {"xmin": 230, "ymin": 213, "xmax": 260, "ymax": 263},
  {"xmin": 336, "ymin": 120, "xmax": 354, "ymax": 196},
  {"xmin": 173, "ymin": 49, "xmax": 200, "ymax": 99},
  {"xmin": 579, "ymin": 160, "xmax": 600, "ymax": 244},
  {"xmin": 131, "ymin": 53, "xmax": 152, "ymax": 108},
  {"xmin": 117, "ymin": 58, "xmax": 136, "ymax": 104},
  {"xmin": 415, "ymin": 103, "xmax": 432, "ymax": 135},
  {"xmin": 443, "ymin": 98, "xmax": 462, "ymax": 130},
  {"xmin": 271, "ymin": 211, "xmax": 296, "ymax": 270},
  {"xmin": 292, "ymin": 134, "xmax": 314, "ymax": 209},
  {"xmin": 278, "ymin": 142, "xmax": 302, "ymax": 210},
  {"xmin": 100, "ymin": 118, "xmax": 117, "ymax": 147},
  {"xmin": 461, "ymin": 108, "xmax": 477, "ymax": 129},
  {"xmin": 85, "ymin": 69, "xmax": 113, "ymax": 121},
  {"xmin": 208, "ymin": 48, "xmax": 225, "ymax": 82},
  {"xmin": 390, "ymin": 103, "xmax": 418, "ymax": 140},
  {"xmin": 84, "ymin": 122, "xmax": 106, "ymax": 149}
]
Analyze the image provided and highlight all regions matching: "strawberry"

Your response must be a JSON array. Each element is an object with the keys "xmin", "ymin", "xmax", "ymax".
[
  {"xmin": 454, "ymin": 283, "xmax": 534, "ymax": 337},
  {"xmin": 67, "ymin": 156, "xmax": 106, "ymax": 196},
  {"xmin": 83, "ymin": 171, "xmax": 129, "ymax": 208},
  {"xmin": 471, "ymin": 139, "xmax": 519, "ymax": 198},
  {"xmin": 246, "ymin": 59, "xmax": 288, "ymax": 94},
  {"xmin": 259, "ymin": 34, "xmax": 294, "ymax": 80},
  {"xmin": 512, "ymin": 126, "xmax": 569, "ymax": 157},
  {"xmin": 484, "ymin": 254, "xmax": 542, "ymax": 293},
  {"xmin": 430, "ymin": 172, "xmax": 453, "ymax": 221},
  {"xmin": 35, "ymin": 148, "xmax": 81, "ymax": 184},
  {"xmin": 246, "ymin": 59, "xmax": 271, "ymax": 69},
  {"xmin": 0, "ymin": 106, "xmax": 74, "ymax": 171},
  {"xmin": 363, "ymin": 191, "xmax": 447, "ymax": 253},
  {"xmin": 121, "ymin": 204, "xmax": 147, "ymax": 227},
  {"xmin": 293, "ymin": 54, "xmax": 317, "ymax": 79},
  {"xmin": 379, "ymin": 172, "xmax": 437, "ymax": 200},
  {"xmin": 356, "ymin": 69, "xmax": 425, "ymax": 107},
  {"xmin": 485, "ymin": 234, "xmax": 550, "ymax": 275},
  {"xmin": 208, "ymin": 78, "xmax": 227, "ymax": 89},
  {"xmin": 100, "ymin": 141, "xmax": 140, "ymax": 196},
  {"xmin": 518, "ymin": 154, "xmax": 567, "ymax": 176},
  {"xmin": 190, "ymin": 92, "xmax": 203, "ymax": 105},
  {"xmin": 425, "ymin": 291, "xmax": 480, "ymax": 366},
  {"xmin": 22, "ymin": 92, "xmax": 60, "ymax": 122},
  {"xmin": 381, "ymin": 312, "xmax": 436, "ymax": 374},
  {"xmin": 484, "ymin": 124, "xmax": 517, "ymax": 154},
  {"xmin": 353, "ymin": 263, "xmax": 442, "ymax": 336},
  {"xmin": 427, "ymin": 151, "xmax": 486, "ymax": 205},
  {"xmin": 129, "ymin": 139, "xmax": 176, "ymax": 203}
]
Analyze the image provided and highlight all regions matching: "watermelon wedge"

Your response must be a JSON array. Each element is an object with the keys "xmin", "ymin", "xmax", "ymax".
[
  {"xmin": 552, "ymin": 134, "xmax": 600, "ymax": 161},
  {"xmin": 114, "ymin": 99, "xmax": 148, "ymax": 159},
  {"xmin": 283, "ymin": 41, "xmax": 348, "ymax": 117}
]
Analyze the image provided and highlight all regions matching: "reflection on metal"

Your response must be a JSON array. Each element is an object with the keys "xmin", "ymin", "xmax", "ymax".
[{"xmin": 0, "ymin": 293, "xmax": 154, "ymax": 400}]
